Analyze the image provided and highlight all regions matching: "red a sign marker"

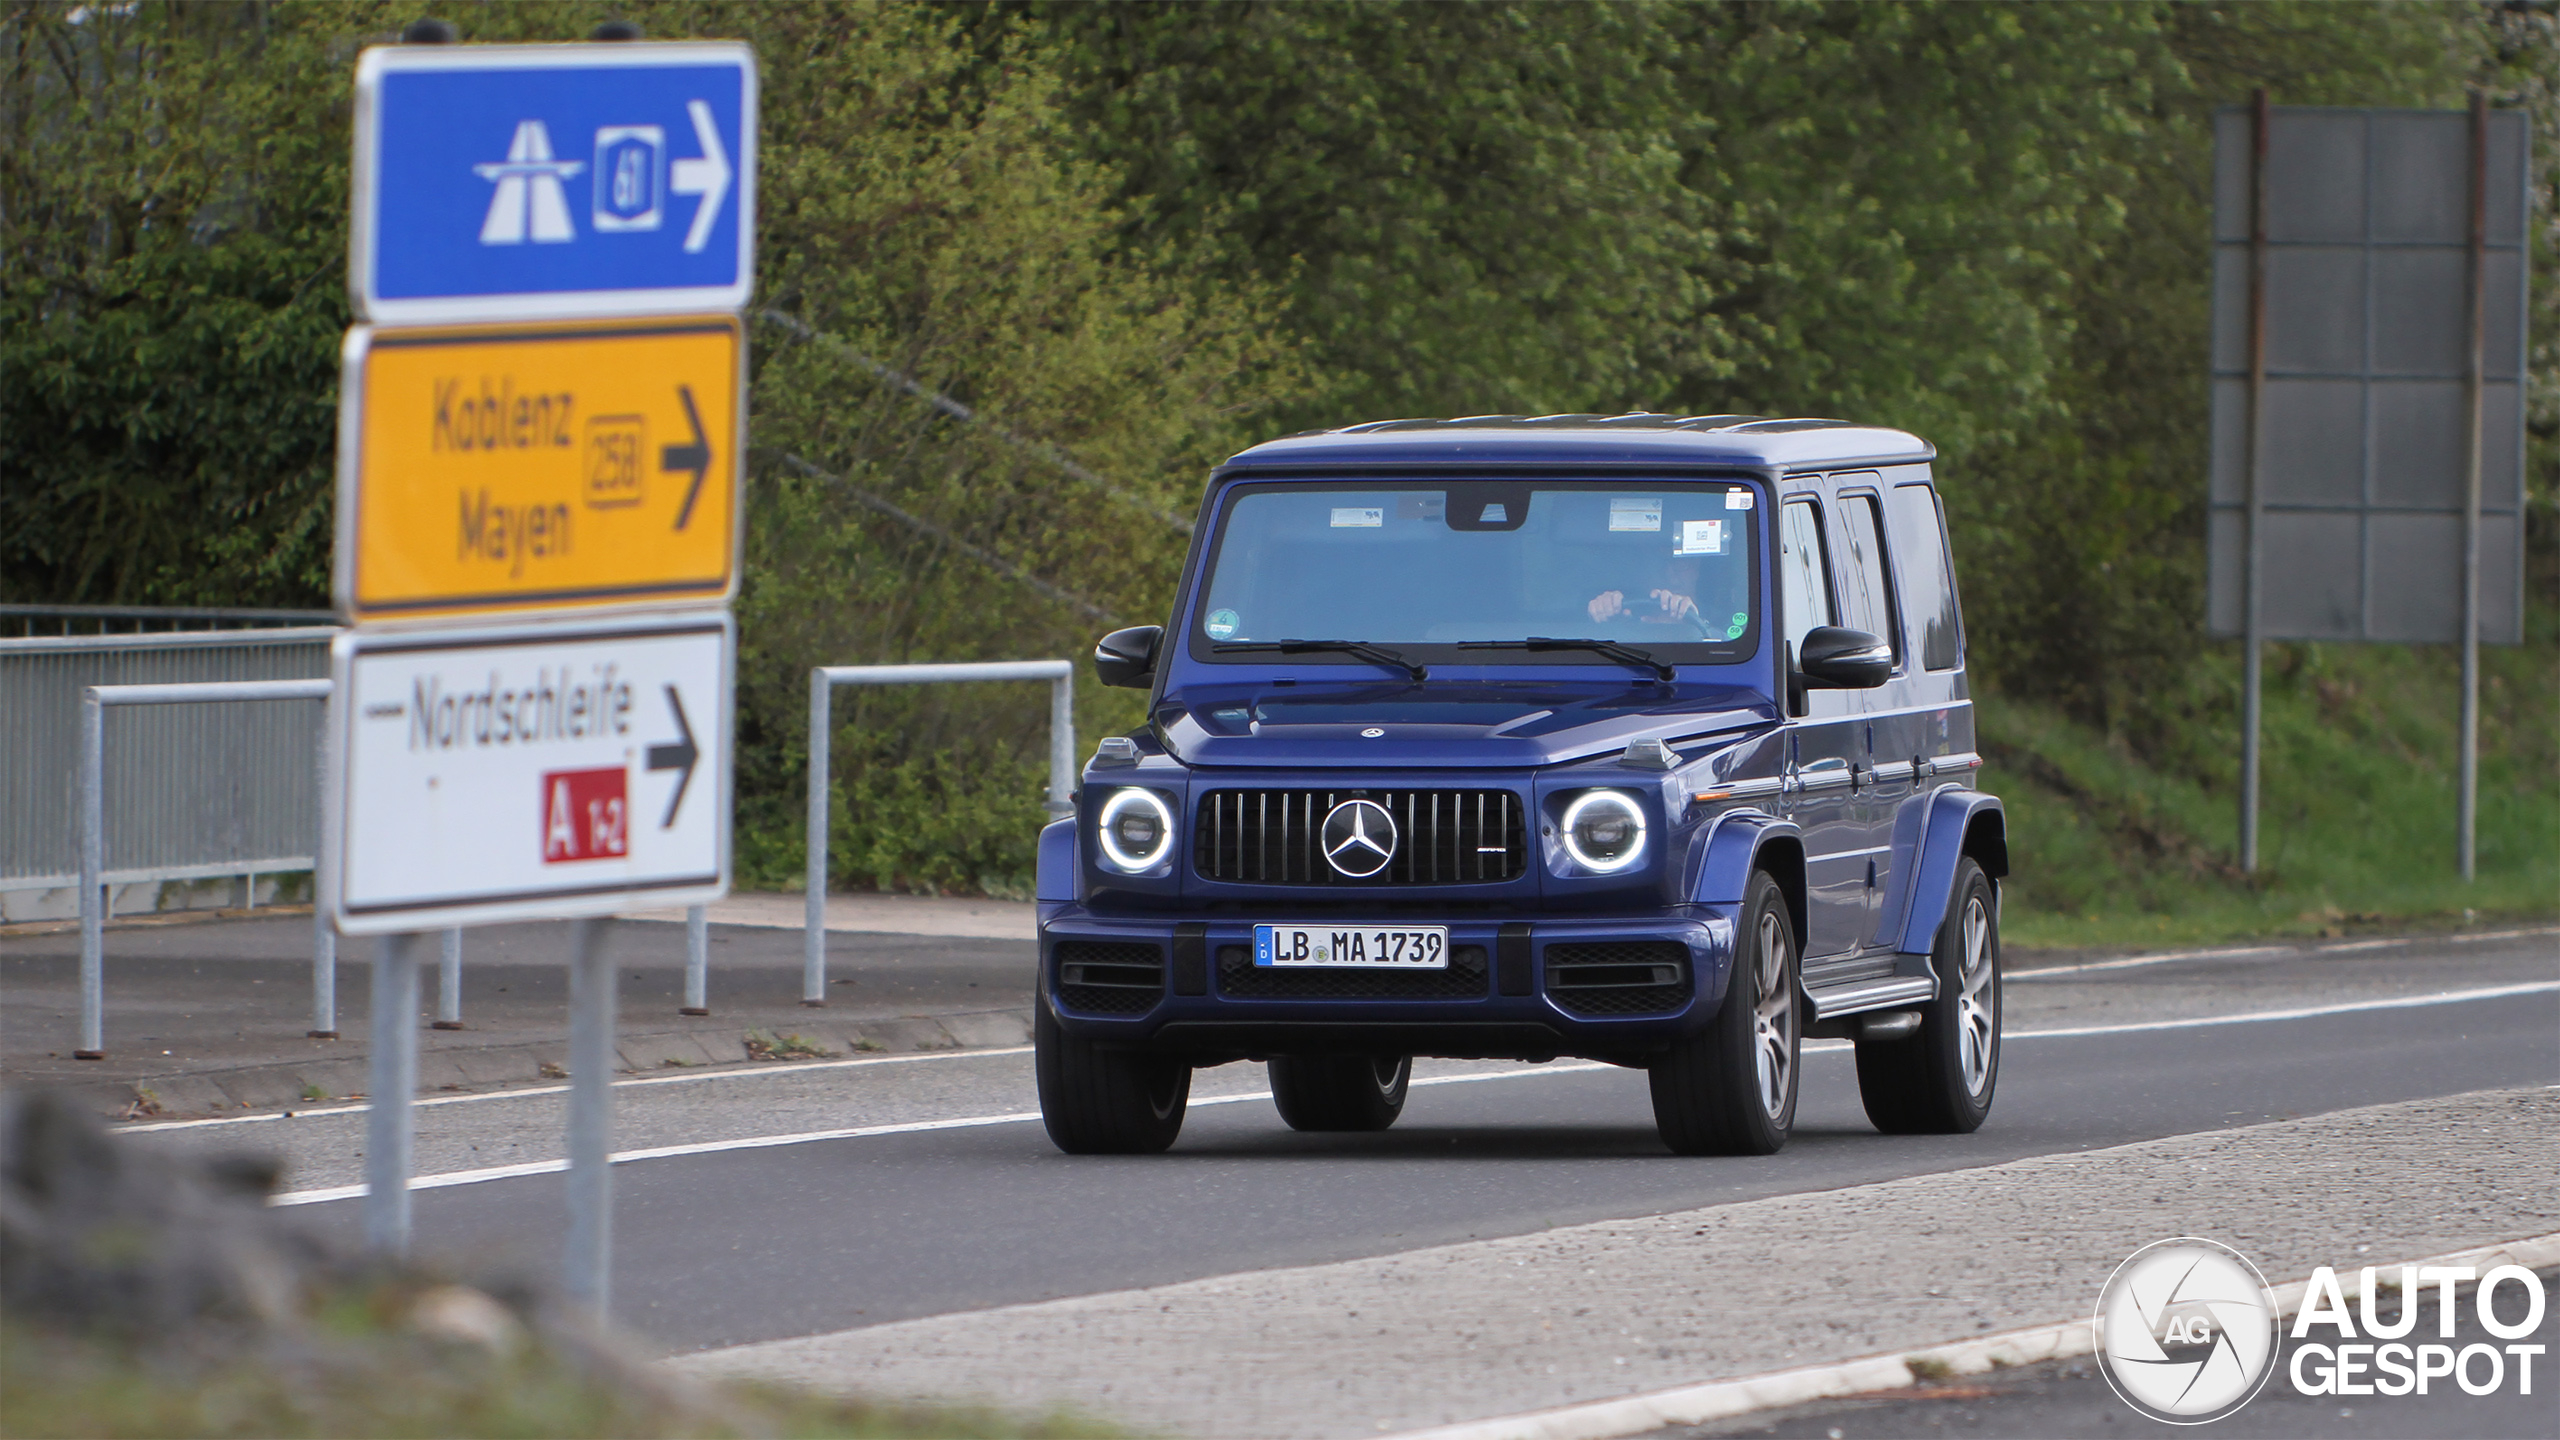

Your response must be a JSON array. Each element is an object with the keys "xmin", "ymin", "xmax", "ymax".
[{"xmin": 542, "ymin": 766, "xmax": 629, "ymax": 862}]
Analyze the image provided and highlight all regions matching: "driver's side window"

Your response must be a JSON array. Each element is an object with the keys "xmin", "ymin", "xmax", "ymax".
[{"xmin": 1778, "ymin": 498, "xmax": 1835, "ymax": 657}]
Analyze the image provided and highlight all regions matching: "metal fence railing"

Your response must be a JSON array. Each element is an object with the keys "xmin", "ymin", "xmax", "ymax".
[
  {"xmin": 1, "ymin": 604, "xmax": 337, "ymax": 638},
  {"xmin": 804, "ymin": 661, "xmax": 1073, "ymax": 1004},
  {"xmin": 75, "ymin": 680, "xmax": 334, "ymax": 1058},
  {"xmin": 2, "ymin": 627, "xmax": 337, "ymax": 907}
]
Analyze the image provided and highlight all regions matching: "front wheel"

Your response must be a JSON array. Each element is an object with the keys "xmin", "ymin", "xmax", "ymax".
[
  {"xmin": 1649, "ymin": 869, "xmax": 1799, "ymax": 1155},
  {"xmin": 1855, "ymin": 857, "xmax": 2000, "ymax": 1134},
  {"xmin": 1269, "ymin": 1054, "xmax": 1410, "ymax": 1132},
  {"xmin": 1035, "ymin": 1003, "xmax": 1191, "ymax": 1154}
]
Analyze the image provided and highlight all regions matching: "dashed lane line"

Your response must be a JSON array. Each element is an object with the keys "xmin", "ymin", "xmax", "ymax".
[{"xmin": 264, "ymin": 979, "xmax": 2558, "ymax": 1207}]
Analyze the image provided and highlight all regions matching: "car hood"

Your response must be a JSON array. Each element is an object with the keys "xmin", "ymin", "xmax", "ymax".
[{"xmin": 1155, "ymin": 681, "xmax": 1778, "ymax": 770}]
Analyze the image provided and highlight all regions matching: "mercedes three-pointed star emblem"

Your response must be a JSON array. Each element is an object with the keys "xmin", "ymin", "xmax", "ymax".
[{"xmin": 1321, "ymin": 799, "xmax": 1398, "ymax": 878}]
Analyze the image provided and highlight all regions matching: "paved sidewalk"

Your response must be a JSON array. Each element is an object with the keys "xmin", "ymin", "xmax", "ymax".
[{"xmin": 0, "ymin": 897, "xmax": 1033, "ymax": 1121}]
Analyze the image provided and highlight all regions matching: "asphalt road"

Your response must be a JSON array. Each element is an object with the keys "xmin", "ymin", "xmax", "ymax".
[{"xmin": 123, "ymin": 928, "xmax": 2560, "ymax": 1436}]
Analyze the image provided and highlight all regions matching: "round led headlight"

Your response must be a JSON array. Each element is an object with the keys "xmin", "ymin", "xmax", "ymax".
[
  {"xmin": 1096, "ymin": 787, "xmax": 1176, "ymax": 872},
  {"xmin": 1560, "ymin": 790, "xmax": 1648, "ymax": 873}
]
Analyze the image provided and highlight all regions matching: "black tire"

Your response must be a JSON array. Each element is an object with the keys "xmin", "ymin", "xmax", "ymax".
[
  {"xmin": 1649, "ymin": 869, "xmax": 1799, "ymax": 1155},
  {"xmin": 1035, "ymin": 1002, "xmax": 1191, "ymax": 1154},
  {"xmin": 1269, "ymin": 1054, "xmax": 1411, "ymax": 1132},
  {"xmin": 1856, "ymin": 857, "xmax": 2000, "ymax": 1135}
]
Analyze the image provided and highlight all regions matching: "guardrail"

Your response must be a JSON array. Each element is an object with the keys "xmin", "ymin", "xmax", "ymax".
[
  {"xmin": 805, "ymin": 661, "xmax": 1073, "ymax": 1003},
  {"xmin": 5, "ymin": 626, "xmax": 337, "ymax": 915},
  {"xmin": 2, "ymin": 604, "xmax": 338, "ymax": 637},
  {"xmin": 77, "ymin": 680, "xmax": 334, "ymax": 1058}
]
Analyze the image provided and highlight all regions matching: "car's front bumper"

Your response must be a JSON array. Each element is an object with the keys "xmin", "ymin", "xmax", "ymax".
[{"xmin": 1037, "ymin": 902, "xmax": 1739, "ymax": 1063}]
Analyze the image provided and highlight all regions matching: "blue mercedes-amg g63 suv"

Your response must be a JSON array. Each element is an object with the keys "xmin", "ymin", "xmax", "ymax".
[{"xmin": 1034, "ymin": 415, "xmax": 2008, "ymax": 1156}]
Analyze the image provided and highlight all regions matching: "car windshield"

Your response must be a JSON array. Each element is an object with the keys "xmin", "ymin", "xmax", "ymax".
[{"xmin": 1190, "ymin": 480, "xmax": 1763, "ymax": 667}]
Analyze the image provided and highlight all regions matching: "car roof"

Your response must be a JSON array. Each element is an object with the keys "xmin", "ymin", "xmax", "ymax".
[{"xmin": 1217, "ymin": 413, "xmax": 1935, "ymax": 475}]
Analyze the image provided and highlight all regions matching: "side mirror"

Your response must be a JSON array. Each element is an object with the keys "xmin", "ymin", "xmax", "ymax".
[
  {"xmin": 1093, "ymin": 625, "xmax": 1163, "ymax": 689},
  {"xmin": 1797, "ymin": 626, "xmax": 1892, "ymax": 689}
]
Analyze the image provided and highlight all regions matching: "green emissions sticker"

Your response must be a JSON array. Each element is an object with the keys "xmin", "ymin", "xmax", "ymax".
[{"xmin": 1204, "ymin": 608, "xmax": 1240, "ymax": 640}]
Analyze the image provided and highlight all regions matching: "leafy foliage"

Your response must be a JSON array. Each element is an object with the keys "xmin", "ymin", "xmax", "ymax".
[{"xmin": 4, "ymin": 0, "xmax": 2551, "ymax": 912}]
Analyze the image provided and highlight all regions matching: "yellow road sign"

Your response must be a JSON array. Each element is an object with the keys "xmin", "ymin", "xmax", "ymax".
[{"xmin": 336, "ymin": 315, "xmax": 741, "ymax": 621}]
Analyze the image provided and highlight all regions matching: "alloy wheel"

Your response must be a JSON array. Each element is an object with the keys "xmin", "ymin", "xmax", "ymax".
[
  {"xmin": 1955, "ymin": 894, "xmax": 1996, "ymax": 1097},
  {"xmin": 1751, "ymin": 909, "xmax": 1796, "ymax": 1119}
]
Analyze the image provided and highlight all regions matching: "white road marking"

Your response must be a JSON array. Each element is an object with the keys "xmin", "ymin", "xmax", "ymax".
[
  {"xmin": 118, "ymin": 1043, "xmax": 1038, "ymax": 1134},
  {"xmin": 265, "ymin": 978, "xmax": 2558, "ymax": 1207},
  {"xmin": 2008, "ymin": 977, "xmax": 2560, "ymax": 1037},
  {"xmin": 271, "ymin": 1063, "xmax": 1616, "ymax": 1207},
  {"xmin": 133, "ymin": 928, "xmax": 2560, "ymax": 1136},
  {"xmin": 2007, "ymin": 923, "xmax": 2556, "ymax": 980}
]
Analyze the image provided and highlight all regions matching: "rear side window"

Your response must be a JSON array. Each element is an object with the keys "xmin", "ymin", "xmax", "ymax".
[
  {"xmin": 1835, "ymin": 494, "xmax": 1899, "ymax": 666},
  {"xmin": 1777, "ymin": 498, "xmax": 1834, "ymax": 657},
  {"xmin": 1887, "ymin": 484, "xmax": 1962, "ymax": 670}
]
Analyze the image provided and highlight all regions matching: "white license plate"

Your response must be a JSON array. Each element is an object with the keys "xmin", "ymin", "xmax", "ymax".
[{"xmin": 1253, "ymin": 924, "xmax": 1449, "ymax": 969}]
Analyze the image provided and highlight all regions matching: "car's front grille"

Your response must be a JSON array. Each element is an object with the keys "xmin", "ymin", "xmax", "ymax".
[
  {"xmin": 1215, "ymin": 944, "xmax": 1491, "ymax": 999},
  {"xmin": 1195, "ymin": 789, "xmax": 1526, "ymax": 885},
  {"xmin": 1544, "ymin": 941, "xmax": 1691, "ymax": 1016},
  {"xmin": 1055, "ymin": 940, "xmax": 1165, "ymax": 1015}
]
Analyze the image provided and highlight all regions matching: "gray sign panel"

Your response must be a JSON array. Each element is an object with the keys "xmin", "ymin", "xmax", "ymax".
[{"xmin": 2208, "ymin": 105, "xmax": 2529, "ymax": 643}]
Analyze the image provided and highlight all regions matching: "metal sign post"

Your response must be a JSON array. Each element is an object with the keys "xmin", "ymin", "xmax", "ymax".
[
  {"xmin": 2458, "ymin": 92, "xmax": 2488, "ymax": 882},
  {"xmin": 2241, "ymin": 89, "xmax": 2269, "ymax": 874},
  {"xmin": 333, "ymin": 30, "xmax": 754, "ymax": 1319}
]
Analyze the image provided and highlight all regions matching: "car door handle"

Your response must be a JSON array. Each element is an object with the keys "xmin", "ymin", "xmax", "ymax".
[{"xmin": 1797, "ymin": 757, "xmax": 1851, "ymax": 790}]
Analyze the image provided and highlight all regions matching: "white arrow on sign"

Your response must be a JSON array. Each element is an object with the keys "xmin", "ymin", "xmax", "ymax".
[{"xmin": 670, "ymin": 99, "xmax": 730, "ymax": 254}]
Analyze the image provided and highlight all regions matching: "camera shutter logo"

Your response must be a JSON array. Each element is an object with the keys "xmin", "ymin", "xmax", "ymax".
[
  {"xmin": 2094, "ymin": 1238, "xmax": 2283, "ymax": 1424},
  {"xmin": 1321, "ymin": 799, "xmax": 1398, "ymax": 877}
]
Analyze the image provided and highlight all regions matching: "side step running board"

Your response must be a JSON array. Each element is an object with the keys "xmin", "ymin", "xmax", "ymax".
[{"xmin": 1808, "ymin": 973, "xmax": 1935, "ymax": 1020}]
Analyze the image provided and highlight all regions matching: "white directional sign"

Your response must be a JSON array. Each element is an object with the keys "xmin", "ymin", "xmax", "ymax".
[{"xmin": 325, "ymin": 612, "xmax": 731, "ymax": 933}]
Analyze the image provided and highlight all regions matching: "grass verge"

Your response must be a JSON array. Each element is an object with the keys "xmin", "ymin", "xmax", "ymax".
[{"xmin": 1983, "ymin": 640, "xmax": 2557, "ymax": 951}]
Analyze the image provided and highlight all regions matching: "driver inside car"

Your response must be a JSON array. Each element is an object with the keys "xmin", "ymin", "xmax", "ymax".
[{"xmin": 1587, "ymin": 554, "xmax": 1705, "ymax": 627}]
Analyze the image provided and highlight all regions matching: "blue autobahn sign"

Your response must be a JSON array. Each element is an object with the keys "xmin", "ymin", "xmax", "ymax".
[{"xmin": 352, "ymin": 43, "xmax": 757, "ymax": 323}]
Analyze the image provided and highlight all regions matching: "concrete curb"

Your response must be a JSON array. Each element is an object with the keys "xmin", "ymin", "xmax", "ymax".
[
  {"xmin": 89, "ymin": 1008, "xmax": 1035, "ymax": 1122},
  {"xmin": 1386, "ymin": 1231, "xmax": 2560, "ymax": 1440}
]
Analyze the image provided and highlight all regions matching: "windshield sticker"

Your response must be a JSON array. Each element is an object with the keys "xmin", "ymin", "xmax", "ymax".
[
  {"xmin": 1330, "ymin": 506, "xmax": 1384, "ymax": 528},
  {"xmin": 1726, "ymin": 488, "xmax": 1755, "ymax": 510},
  {"xmin": 1396, "ymin": 493, "xmax": 1445, "ymax": 522},
  {"xmin": 1204, "ymin": 608, "xmax": 1240, "ymax": 640},
  {"xmin": 1675, "ymin": 518, "xmax": 1726, "ymax": 555},
  {"xmin": 1609, "ymin": 498, "xmax": 1663, "ymax": 532},
  {"xmin": 1728, "ymin": 612, "xmax": 1749, "ymax": 639}
]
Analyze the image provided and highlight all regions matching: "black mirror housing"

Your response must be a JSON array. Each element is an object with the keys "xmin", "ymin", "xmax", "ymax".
[
  {"xmin": 1094, "ymin": 625, "xmax": 1163, "ymax": 689},
  {"xmin": 1797, "ymin": 626, "xmax": 1892, "ymax": 689}
]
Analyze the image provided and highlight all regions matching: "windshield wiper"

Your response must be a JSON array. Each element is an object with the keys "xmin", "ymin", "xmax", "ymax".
[
  {"xmin": 1458, "ymin": 637, "xmax": 1675, "ymax": 681},
  {"xmin": 1213, "ymin": 639, "xmax": 1427, "ymax": 681}
]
